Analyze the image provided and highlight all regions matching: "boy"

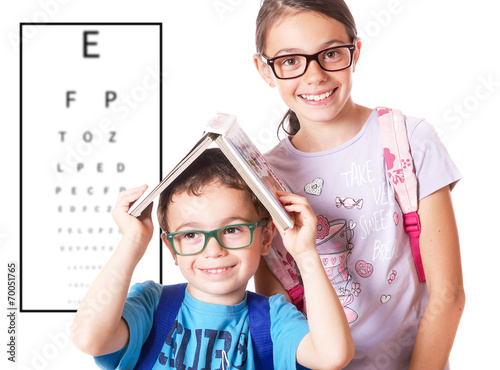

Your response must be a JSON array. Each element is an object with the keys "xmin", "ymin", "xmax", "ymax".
[{"xmin": 71, "ymin": 148, "xmax": 354, "ymax": 369}]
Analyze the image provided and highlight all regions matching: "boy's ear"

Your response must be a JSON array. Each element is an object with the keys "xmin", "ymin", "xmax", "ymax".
[
  {"xmin": 260, "ymin": 219, "xmax": 276, "ymax": 256},
  {"xmin": 161, "ymin": 233, "xmax": 178, "ymax": 265},
  {"xmin": 253, "ymin": 54, "xmax": 275, "ymax": 87}
]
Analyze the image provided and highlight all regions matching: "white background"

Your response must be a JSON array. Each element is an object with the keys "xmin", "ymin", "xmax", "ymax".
[{"xmin": 1, "ymin": 0, "xmax": 499, "ymax": 369}]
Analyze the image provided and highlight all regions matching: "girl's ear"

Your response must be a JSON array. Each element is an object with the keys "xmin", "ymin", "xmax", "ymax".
[
  {"xmin": 353, "ymin": 39, "xmax": 362, "ymax": 71},
  {"xmin": 259, "ymin": 219, "xmax": 277, "ymax": 256},
  {"xmin": 161, "ymin": 233, "xmax": 178, "ymax": 265},
  {"xmin": 253, "ymin": 54, "xmax": 275, "ymax": 87}
]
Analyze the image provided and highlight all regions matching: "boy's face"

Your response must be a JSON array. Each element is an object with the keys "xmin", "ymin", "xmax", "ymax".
[{"xmin": 162, "ymin": 182, "xmax": 274, "ymax": 305}]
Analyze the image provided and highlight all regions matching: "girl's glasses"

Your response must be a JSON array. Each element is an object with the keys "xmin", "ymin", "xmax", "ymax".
[
  {"xmin": 164, "ymin": 219, "xmax": 268, "ymax": 256},
  {"xmin": 261, "ymin": 44, "xmax": 356, "ymax": 80}
]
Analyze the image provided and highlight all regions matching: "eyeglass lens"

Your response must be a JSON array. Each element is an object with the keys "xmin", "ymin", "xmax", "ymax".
[
  {"xmin": 273, "ymin": 46, "xmax": 352, "ymax": 79},
  {"xmin": 173, "ymin": 225, "xmax": 253, "ymax": 255}
]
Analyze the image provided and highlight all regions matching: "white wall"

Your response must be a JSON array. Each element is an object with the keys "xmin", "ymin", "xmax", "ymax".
[{"xmin": 1, "ymin": 0, "xmax": 498, "ymax": 368}]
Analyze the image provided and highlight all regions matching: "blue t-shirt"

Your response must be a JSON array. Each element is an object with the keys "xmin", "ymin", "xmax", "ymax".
[{"xmin": 95, "ymin": 281, "xmax": 309, "ymax": 369}]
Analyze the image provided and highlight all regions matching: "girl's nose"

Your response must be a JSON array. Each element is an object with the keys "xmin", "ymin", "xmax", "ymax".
[
  {"xmin": 202, "ymin": 236, "xmax": 227, "ymax": 258},
  {"xmin": 303, "ymin": 60, "xmax": 328, "ymax": 84}
]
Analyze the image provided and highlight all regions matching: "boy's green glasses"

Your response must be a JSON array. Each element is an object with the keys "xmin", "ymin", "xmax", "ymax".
[{"xmin": 164, "ymin": 219, "xmax": 268, "ymax": 256}]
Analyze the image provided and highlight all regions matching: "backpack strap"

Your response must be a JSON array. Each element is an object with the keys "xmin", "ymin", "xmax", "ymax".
[
  {"xmin": 134, "ymin": 284, "xmax": 273, "ymax": 369},
  {"xmin": 247, "ymin": 291, "xmax": 274, "ymax": 370},
  {"xmin": 134, "ymin": 283, "xmax": 187, "ymax": 370},
  {"xmin": 377, "ymin": 107, "xmax": 426, "ymax": 282},
  {"xmin": 264, "ymin": 246, "xmax": 305, "ymax": 313}
]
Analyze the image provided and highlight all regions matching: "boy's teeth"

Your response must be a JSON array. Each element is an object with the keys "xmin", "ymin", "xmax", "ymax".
[
  {"xmin": 207, "ymin": 268, "xmax": 228, "ymax": 273},
  {"xmin": 301, "ymin": 90, "xmax": 333, "ymax": 101}
]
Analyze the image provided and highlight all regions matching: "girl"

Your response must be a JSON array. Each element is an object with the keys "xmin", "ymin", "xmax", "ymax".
[{"xmin": 252, "ymin": 0, "xmax": 465, "ymax": 369}]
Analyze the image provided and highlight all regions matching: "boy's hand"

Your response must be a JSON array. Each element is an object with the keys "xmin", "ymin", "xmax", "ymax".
[
  {"xmin": 112, "ymin": 185, "xmax": 154, "ymax": 251},
  {"xmin": 275, "ymin": 191, "xmax": 317, "ymax": 259}
]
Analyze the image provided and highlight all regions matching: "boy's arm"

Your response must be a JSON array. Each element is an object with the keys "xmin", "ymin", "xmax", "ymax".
[
  {"xmin": 409, "ymin": 187, "xmax": 465, "ymax": 369},
  {"xmin": 71, "ymin": 185, "xmax": 154, "ymax": 357},
  {"xmin": 275, "ymin": 192, "xmax": 354, "ymax": 370}
]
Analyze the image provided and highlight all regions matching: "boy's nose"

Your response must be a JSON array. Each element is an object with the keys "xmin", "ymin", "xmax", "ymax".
[{"xmin": 202, "ymin": 236, "xmax": 227, "ymax": 258}]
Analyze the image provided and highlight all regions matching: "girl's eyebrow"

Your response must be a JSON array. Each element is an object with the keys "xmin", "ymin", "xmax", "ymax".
[
  {"xmin": 273, "ymin": 39, "xmax": 349, "ymax": 57},
  {"xmin": 273, "ymin": 47, "xmax": 302, "ymax": 56}
]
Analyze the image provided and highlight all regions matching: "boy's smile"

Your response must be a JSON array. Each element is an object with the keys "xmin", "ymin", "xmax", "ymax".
[{"xmin": 163, "ymin": 182, "xmax": 273, "ymax": 305}]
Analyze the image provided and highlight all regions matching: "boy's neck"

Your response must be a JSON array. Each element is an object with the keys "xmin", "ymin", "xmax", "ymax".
[{"xmin": 186, "ymin": 282, "xmax": 248, "ymax": 306}]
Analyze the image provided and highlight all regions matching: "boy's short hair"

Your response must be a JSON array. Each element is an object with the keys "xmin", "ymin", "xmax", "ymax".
[{"xmin": 157, "ymin": 148, "xmax": 269, "ymax": 231}]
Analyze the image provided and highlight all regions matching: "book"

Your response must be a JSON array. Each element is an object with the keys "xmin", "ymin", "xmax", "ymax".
[{"xmin": 129, "ymin": 112, "xmax": 294, "ymax": 230}]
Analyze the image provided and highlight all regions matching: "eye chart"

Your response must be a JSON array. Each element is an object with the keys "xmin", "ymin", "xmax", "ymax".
[{"xmin": 21, "ymin": 23, "xmax": 162, "ymax": 311}]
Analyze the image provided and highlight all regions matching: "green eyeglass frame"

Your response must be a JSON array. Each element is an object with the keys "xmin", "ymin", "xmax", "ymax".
[{"xmin": 164, "ymin": 219, "xmax": 268, "ymax": 256}]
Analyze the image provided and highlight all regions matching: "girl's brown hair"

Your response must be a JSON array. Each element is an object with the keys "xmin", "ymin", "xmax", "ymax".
[{"xmin": 255, "ymin": 0, "xmax": 358, "ymax": 136}]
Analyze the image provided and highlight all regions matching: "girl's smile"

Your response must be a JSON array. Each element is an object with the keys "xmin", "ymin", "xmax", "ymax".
[{"xmin": 299, "ymin": 87, "xmax": 337, "ymax": 103}]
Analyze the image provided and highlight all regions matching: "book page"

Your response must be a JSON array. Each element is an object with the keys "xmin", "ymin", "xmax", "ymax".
[
  {"xmin": 222, "ymin": 122, "xmax": 293, "ymax": 229},
  {"xmin": 225, "ymin": 123, "xmax": 291, "ymax": 194}
]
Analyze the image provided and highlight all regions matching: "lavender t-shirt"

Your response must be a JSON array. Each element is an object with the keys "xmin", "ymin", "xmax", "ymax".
[{"xmin": 265, "ymin": 109, "xmax": 461, "ymax": 369}]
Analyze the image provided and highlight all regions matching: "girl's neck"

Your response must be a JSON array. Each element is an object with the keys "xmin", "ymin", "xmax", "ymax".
[{"xmin": 290, "ymin": 102, "xmax": 373, "ymax": 153}]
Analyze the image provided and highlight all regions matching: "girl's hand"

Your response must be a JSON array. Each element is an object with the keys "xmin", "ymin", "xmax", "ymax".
[
  {"xmin": 275, "ymin": 191, "xmax": 317, "ymax": 259},
  {"xmin": 112, "ymin": 185, "xmax": 154, "ymax": 251}
]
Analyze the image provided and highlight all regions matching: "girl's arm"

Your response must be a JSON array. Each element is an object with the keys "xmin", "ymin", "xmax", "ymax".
[
  {"xmin": 71, "ymin": 185, "xmax": 154, "ymax": 357},
  {"xmin": 275, "ymin": 192, "xmax": 354, "ymax": 370},
  {"xmin": 409, "ymin": 186, "xmax": 465, "ymax": 369}
]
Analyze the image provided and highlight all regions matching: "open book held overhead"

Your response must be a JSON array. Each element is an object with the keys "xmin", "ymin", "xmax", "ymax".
[{"xmin": 128, "ymin": 112, "xmax": 294, "ymax": 231}]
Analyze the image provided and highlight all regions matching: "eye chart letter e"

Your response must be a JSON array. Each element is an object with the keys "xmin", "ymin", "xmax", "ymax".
[{"xmin": 21, "ymin": 23, "xmax": 162, "ymax": 312}]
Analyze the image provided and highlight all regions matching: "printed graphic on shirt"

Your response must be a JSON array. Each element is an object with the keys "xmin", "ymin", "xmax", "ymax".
[
  {"xmin": 157, "ymin": 320, "xmax": 248, "ymax": 369},
  {"xmin": 304, "ymin": 177, "xmax": 324, "ymax": 196},
  {"xmin": 388, "ymin": 270, "xmax": 397, "ymax": 284},
  {"xmin": 336, "ymin": 196, "xmax": 363, "ymax": 210},
  {"xmin": 380, "ymin": 294, "xmax": 391, "ymax": 304},
  {"xmin": 354, "ymin": 260, "xmax": 373, "ymax": 278},
  {"xmin": 393, "ymin": 212, "xmax": 400, "ymax": 226},
  {"xmin": 316, "ymin": 215, "xmax": 358, "ymax": 324},
  {"xmin": 304, "ymin": 155, "xmax": 408, "ymax": 324}
]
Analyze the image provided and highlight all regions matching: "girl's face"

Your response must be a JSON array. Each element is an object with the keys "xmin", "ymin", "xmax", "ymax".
[{"xmin": 255, "ymin": 11, "xmax": 360, "ymax": 128}]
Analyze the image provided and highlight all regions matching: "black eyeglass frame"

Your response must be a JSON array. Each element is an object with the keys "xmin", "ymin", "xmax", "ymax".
[
  {"xmin": 164, "ymin": 219, "xmax": 268, "ymax": 256},
  {"xmin": 261, "ymin": 43, "xmax": 356, "ymax": 80}
]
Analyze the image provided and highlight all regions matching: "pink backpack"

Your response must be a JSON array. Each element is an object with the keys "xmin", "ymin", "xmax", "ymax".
[{"xmin": 264, "ymin": 107, "xmax": 425, "ymax": 313}]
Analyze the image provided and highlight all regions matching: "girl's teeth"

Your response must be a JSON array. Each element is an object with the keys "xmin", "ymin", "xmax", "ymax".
[{"xmin": 301, "ymin": 90, "xmax": 333, "ymax": 101}]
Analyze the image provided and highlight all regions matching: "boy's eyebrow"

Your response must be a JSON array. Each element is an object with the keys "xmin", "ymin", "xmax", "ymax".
[
  {"xmin": 273, "ymin": 39, "xmax": 349, "ymax": 57},
  {"xmin": 172, "ymin": 217, "xmax": 254, "ymax": 232},
  {"xmin": 172, "ymin": 222, "xmax": 204, "ymax": 232}
]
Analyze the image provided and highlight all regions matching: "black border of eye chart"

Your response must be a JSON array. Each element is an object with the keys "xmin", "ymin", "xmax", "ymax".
[{"xmin": 20, "ymin": 22, "xmax": 163, "ymax": 313}]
